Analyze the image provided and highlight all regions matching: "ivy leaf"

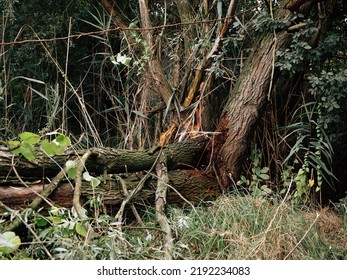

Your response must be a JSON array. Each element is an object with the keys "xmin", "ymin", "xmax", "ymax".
[
  {"xmin": 41, "ymin": 135, "xmax": 70, "ymax": 156},
  {"xmin": 0, "ymin": 231, "xmax": 21, "ymax": 254},
  {"xmin": 52, "ymin": 139, "xmax": 65, "ymax": 155},
  {"xmin": 19, "ymin": 142, "xmax": 36, "ymax": 161},
  {"xmin": 40, "ymin": 139, "xmax": 59, "ymax": 156},
  {"xmin": 19, "ymin": 132, "xmax": 40, "ymax": 144},
  {"xmin": 55, "ymin": 134, "xmax": 71, "ymax": 147},
  {"xmin": 65, "ymin": 160, "xmax": 77, "ymax": 179},
  {"xmin": 75, "ymin": 222, "xmax": 87, "ymax": 238},
  {"xmin": 91, "ymin": 177, "xmax": 101, "ymax": 188}
]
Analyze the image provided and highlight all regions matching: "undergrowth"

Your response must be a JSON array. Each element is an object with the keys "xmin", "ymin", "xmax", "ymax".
[{"xmin": 1, "ymin": 193, "xmax": 346, "ymax": 260}]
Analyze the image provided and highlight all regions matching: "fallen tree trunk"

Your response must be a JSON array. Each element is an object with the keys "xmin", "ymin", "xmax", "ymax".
[
  {"xmin": 0, "ymin": 170, "xmax": 220, "ymax": 210},
  {"xmin": 0, "ymin": 138, "xmax": 219, "ymax": 211},
  {"xmin": 0, "ymin": 138, "xmax": 207, "ymax": 178}
]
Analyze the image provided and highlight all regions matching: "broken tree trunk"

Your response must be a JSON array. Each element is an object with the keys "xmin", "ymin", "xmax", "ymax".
[
  {"xmin": 0, "ymin": 138, "xmax": 220, "ymax": 210},
  {"xmin": 0, "ymin": 138, "xmax": 207, "ymax": 178},
  {"xmin": 0, "ymin": 169, "xmax": 219, "ymax": 210}
]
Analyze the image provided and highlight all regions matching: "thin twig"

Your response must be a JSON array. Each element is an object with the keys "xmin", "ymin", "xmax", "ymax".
[
  {"xmin": 114, "ymin": 146, "xmax": 164, "ymax": 224},
  {"xmin": 4, "ymin": 167, "xmax": 67, "ymax": 231},
  {"xmin": 0, "ymin": 201, "xmax": 54, "ymax": 260},
  {"xmin": 114, "ymin": 172, "xmax": 151, "ymax": 224},
  {"xmin": 0, "ymin": 14, "xmax": 252, "ymax": 47},
  {"xmin": 73, "ymin": 149, "xmax": 94, "ymax": 219},
  {"xmin": 117, "ymin": 175, "xmax": 146, "ymax": 228},
  {"xmin": 11, "ymin": 155, "xmax": 54, "ymax": 207},
  {"xmin": 284, "ymin": 212, "xmax": 320, "ymax": 260}
]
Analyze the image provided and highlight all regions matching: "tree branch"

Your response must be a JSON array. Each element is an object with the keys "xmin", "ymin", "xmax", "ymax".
[{"xmin": 155, "ymin": 151, "xmax": 173, "ymax": 259}]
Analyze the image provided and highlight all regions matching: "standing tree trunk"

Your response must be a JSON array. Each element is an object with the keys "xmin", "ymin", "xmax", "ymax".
[
  {"xmin": 218, "ymin": 31, "xmax": 290, "ymax": 185},
  {"xmin": 216, "ymin": 0, "xmax": 332, "ymax": 187}
]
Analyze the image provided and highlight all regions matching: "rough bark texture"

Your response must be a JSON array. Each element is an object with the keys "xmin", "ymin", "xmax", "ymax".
[
  {"xmin": 0, "ymin": 170, "xmax": 220, "ymax": 210},
  {"xmin": 216, "ymin": 0, "xmax": 335, "ymax": 187},
  {"xmin": 139, "ymin": 0, "xmax": 173, "ymax": 107},
  {"xmin": 218, "ymin": 31, "xmax": 290, "ymax": 184},
  {"xmin": 0, "ymin": 138, "xmax": 219, "ymax": 210},
  {"xmin": 0, "ymin": 138, "xmax": 207, "ymax": 178},
  {"xmin": 217, "ymin": 3, "xmax": 293, "ymax": 186}
]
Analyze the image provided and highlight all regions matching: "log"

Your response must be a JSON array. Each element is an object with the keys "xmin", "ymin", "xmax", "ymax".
[
  {"xmin": 0, "ymin": 170, "xmax": 220, "ymax": 210},
  {"xmin": 0, "ymin": 138, "xmax": 207, "ymax": 178},
  {"xmin": 0, "ymin": 138, "xmax": 220, "ymax": 211}
]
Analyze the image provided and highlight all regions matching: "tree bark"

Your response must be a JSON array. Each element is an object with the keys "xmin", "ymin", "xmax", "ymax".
[
  {"xmin": 0, "ymin": 170, "xmax": 219, "ymax": 210},
  {"xmin": 218, "ymin": 30, "xmax": 290, "ymax": 185},
  {"xmin": 0, "ymin": 138, "xmax": 207, "ymax": 178},
  {"xmin": 216, "ymin": 0, "xmax": 319, "ymax": 187},
  {"xmin": 0, "ymin": 138, "xmax": 220, "ymax": 210}
]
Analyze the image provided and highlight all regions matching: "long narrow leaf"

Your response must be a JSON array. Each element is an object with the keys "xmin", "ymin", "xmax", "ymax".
[
  {"xmin": 283, "ymin": 135, "xmax": 308, "ymax": 164},
  {"xmin": 11, "ymin": 76, "xmax": 45, "ymax": 84}
]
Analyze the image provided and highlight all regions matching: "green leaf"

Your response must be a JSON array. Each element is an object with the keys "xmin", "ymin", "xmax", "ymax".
[
  {"xmin": 7, "ymin": 140, "xmax": 21, "ymax": 148},
  {"xmin": 67, "ymin": 167, "xmax": 77, "ymax": 179},
  {"xmin": 34, "ymin": 217, "xmax": 48, "ymax": 227},
  {"xmin": 49, "ymin": 206, "xmax": 61, "ymax": 217},
  {"xmin": 49, "ymin": 216, "xmax": 63, "ymax": 224},
  {"xmin": 19, "ymin": 142, "xmax": 37, "ymax": 161},
  {"xmin": 52, "ymin": 143, "xmax": 65, "ymax": 155},
  {"xmin": 91, "ymin": 177, "xmax": 101, "ymax": 188},
  {"xmin": 75, "ymin": 222, "xmax": 87, "ymax": 237},
  {"xmin": 260, "ymin": 167, "xmax": 269, "ymax": 174},
  {"xmin": 40, "ymin": 138, "xmax": 66, "ymax": 156},
  {"xmin": 8, "ymin": 141, "xmax": 21, "ymax": 154},
  {"xmin": 259, "ymin": 173, "xmax": 270, "ymax": 180},
  {"xmin": 66, "ymin": 160, "xmax": 77, "ymax": 179},
  {"xmin": 19, "ymin": 132, "xmax": 40, "ymax": 144},
  {"xmin": 261, "ymin": 185, "xmax": 272, "ymax": 194},
  {"xmin": 55, "ymin": 134, "xmax": 71, "ymax": 147},
  {"xmin": 40, "ymin": 134, "xmax": 71, "ymax": 156},
  {"xmin": 40, "ymin": 139, "xmax": 58, "ymax": 156},
  {"xmin": 0, "ymin": 232, "xmax": 21, "ymax": 254}
]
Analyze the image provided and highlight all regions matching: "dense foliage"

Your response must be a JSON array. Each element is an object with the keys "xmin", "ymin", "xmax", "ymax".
[
  {"xmin": 1, "ymin": 194, "xmax": 347, "ymax": 260},
  {"xmin": 1, "ymin": 0, "xmax": 347, "ymax": 260}
]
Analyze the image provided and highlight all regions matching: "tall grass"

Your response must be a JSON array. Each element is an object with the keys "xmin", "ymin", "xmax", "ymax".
[
  {"xmin": 169, "ymin": 194, "xmax": 347, "ymax": 260},
  {"xmin": 2, "ymin": 194, "xmax": 346, "ymax": 260},
  {"xmin": 0, "ymin": 2, "xmax": 159, "ymax": 149}
]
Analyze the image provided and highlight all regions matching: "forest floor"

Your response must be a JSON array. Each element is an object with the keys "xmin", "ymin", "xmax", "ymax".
[
  {"xmin": 2, "ymin": 193, "xmax": 346, "ymax": 260},
  {"xmin": 166, "ymin": 194, "xmax": 347, "ymax": 260}
]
